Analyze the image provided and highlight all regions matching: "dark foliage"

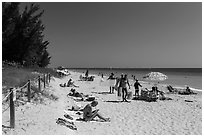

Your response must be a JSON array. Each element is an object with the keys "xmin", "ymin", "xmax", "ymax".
[{"xmin": 2, "ymin": 2, "xmax": 51, "ymax": 67}]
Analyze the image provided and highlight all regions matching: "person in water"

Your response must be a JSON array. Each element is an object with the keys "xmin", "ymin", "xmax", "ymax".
[{"xmin": 83, "ymin": 101, "xmax": 110, "ymax": 122}]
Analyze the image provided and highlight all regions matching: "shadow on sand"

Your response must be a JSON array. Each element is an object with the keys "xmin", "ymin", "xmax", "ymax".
[
  {"xmin": 104, "ymin": 100, "xmax": 131, "ymax": 103},
  {"xmin": 76, "ymin": 118, "xmax": 106, "ymax": 122},
  {"xmin": 2, "ymin": 125, "xmax": 11, "ymax": 129},
  {"xmin": 91, "ymin": 91, "xmax": 111, "ymax": 95}
]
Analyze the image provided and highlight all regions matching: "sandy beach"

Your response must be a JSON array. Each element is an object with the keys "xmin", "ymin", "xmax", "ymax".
[{"xmin": 2, "ymin": 70, "xmax": 202, "ymax": 135}]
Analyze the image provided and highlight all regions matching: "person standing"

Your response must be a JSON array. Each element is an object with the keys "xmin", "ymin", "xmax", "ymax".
[
  {"xmin": 121, "ymin": 74, "xmax": 130, "ymax": 102},
  {"xmin": 115, "ymin": 74, "xmax": 124, "ymax": 99},
  {"xmin": 107, "ymin": 73, "xmax": 115, "ymax": 94},
  {"xmin": 134, "ymin": 79, "xmax": 142, "ymax": 97},
  {"xmin": 85, "ymin": 70, "xmax": 89, "ymax": 78}
]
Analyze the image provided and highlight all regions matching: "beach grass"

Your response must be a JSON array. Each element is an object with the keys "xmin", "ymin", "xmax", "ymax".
[{"xmin": 2, "ymin": 64, "xmax": 59, "ymax": 94}]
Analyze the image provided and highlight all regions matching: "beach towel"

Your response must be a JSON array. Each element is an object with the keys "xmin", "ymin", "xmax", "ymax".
[
  {"xmin": 56, "ymin": 118, "xmax": 77, "ymax": 130},
  {"xmin": 64, "ymin": 114, "xmax": 74, "ymax": 120}
]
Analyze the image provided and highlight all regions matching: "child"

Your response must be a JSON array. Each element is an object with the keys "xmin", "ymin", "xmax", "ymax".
[{"xmin": 134, "ymin": 79, "xmax": 142, "ymax": 97}]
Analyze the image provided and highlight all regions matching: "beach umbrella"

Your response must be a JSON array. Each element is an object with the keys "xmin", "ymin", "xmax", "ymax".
[{"xmin": 143, "ymin": 72, "xmax": 168, "ymax": 81}]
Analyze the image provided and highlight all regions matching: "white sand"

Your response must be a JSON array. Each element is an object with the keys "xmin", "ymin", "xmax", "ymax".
[{"xmin": 2, "ymin": 70, "xmax": 202, "ymax": 135}]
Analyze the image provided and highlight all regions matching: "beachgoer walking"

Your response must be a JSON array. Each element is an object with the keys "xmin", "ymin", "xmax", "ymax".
[
  {"xmin": 83, "ymin": 101, "xmax": 110, "ymax": 122},
  {"xmin": 120, "ymin": 74, "xmax": 130, "ymax": 102},
  {"xmin": 107, "ymin": 73, "xmax": 116, "ymax": 94},
  {"xmin": 114, "ymin": 76, "xmax": 121, "ymax": 97},
  {"xmin": 116, "ymin": 74, "xmax": 124, "ymax": 98},
  {"xmin": 134, "ymin": 79, "xmax": 142, "ymax": 97}
]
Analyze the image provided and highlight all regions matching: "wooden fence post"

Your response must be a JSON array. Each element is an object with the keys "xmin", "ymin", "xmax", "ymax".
[
  {"xmin": 10, "ymin": 88, "xmax": 15, "ymax": 128},
  {"xmin": 27, "ymin": 80, "xmax": 31, "ymax": 102},
  {"xmin": 46, "ymin": 73, "xmax": 49, "ymax": 84},
  {"xmin": 48, "ymin": 73, "xmax": 51, "ymax": 83},
  {"xmin": 44, "ymin": 74, "xmax": 46, "ymax": 88},
  {"xmin": 38, "ymin": 76, "xmax": 41, "ymax": 92}
]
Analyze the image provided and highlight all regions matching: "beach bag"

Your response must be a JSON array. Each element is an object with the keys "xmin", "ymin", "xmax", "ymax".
[
  {"xmin": 141, "ymin": 89, "xmax": 148, "ymax": 100},
  {"xmin": 127, "ymin": 91, "xmax": 132, "ymax": 99},
  {"xmin": 117, "ymin": 87, "xmax": 122, "ymax": 97}
]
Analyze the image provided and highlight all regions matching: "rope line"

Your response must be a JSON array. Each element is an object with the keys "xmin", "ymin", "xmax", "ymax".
[
  {"xmin": 33, "ymin": 76, "xmax": 40, "ymax": 81},
  {"xmin": 2, "ymin": 74, "xmax": 49, "ymax": 109},
  {"xmin": 2, "ymin": 105, "xmax": 10, "ymax": 113},
  {"xmin": 2, "ymin": 91, "xmax": 12, "ymax": 102},
  {"xmin": 19, "ymin": 82, "xmax": 29, "ymax": 89}
]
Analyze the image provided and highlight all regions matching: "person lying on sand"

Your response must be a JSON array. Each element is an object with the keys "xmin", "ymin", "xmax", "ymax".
[
  {"xmin": 178, "ymin": 86, "xmax": 196, "ymax": 95},
  {"xmin": 167, "ymin": 85, "xmax": 178, "ymax": 93},
  {"xmin": 83, "ymin": 101, "xmax": 110, "ymax": 122},
  {"xmin": 67, "ymin": 78, "xmax": 79, "ymax": 87},
  {"xmin": 68, "ymin": 88, "xmax": 83, "ymax": 98},
  {"xmin": 59, "ymin": 83, "xmax": 67, "ymax": 87}
]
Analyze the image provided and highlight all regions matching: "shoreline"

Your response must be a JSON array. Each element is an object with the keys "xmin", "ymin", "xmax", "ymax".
[{"xmin": 72, "ymin": 69, "xmax": 202, "ymax": 92}]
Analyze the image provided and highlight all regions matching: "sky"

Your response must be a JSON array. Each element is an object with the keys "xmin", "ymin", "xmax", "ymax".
[{"xmin": 20, "ymin": 2, "xmax": 202, "ymax": 68}]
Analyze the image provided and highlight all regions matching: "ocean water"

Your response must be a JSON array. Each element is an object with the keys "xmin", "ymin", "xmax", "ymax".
[{"xmin": 70, "ymin": 68, "xmax": 202, "ymax": 90}]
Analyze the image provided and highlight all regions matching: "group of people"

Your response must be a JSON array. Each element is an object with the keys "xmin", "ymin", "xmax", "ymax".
[
  {"xmin": 70, "ymin": 72, "xmax": 168, "ymax": 123},
  {"xmin": 107, "ymin": 73, "xmax": 143, "ymax": 102},
  {"xmin": 79, "ymin": 70, "xmax": 94, "ymax": 81}
]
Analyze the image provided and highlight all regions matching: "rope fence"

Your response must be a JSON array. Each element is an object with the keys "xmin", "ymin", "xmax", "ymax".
[{"xmin": 2, "ymin": 73, "xmax": 51, "ymax": 128}]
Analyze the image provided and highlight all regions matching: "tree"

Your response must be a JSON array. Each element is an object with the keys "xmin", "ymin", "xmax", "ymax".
[
  {"xmin": 2, "ymin": 2, "xmax": 20, "ymax": 61},
  {"xmin": 2, "ymin": 2, "xmax": 51, "ymax": 67}
]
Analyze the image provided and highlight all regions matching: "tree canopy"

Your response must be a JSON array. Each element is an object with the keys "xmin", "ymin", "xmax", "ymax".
[{"xmin": 2, "ymin": 2, "xmax": 51, "ymax": 67}]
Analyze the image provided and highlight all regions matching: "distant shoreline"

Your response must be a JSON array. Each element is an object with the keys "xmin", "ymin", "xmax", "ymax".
[
  {"xmin": 67, "ymin": 67, "xmax": 202, "ymax": 73},
  {"xmin": 69, "ymin": 69, "xmax": 202, "ymax": 92}
]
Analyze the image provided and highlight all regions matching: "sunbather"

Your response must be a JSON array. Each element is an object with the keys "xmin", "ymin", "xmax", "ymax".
[
  {"xmin": 83, "ymin": 101, "xmax": 110, "ymax": 122},
  {"xmin": 155, "ymin": 86, "xmax": 165, "ymax": 98},
  {"xmin": 67, "ymin": 78, "xmax": 79, "ymax": 87},
  {"xmin": 167, "ymin": 85, "xmax": 178, "ymax": 93}
]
